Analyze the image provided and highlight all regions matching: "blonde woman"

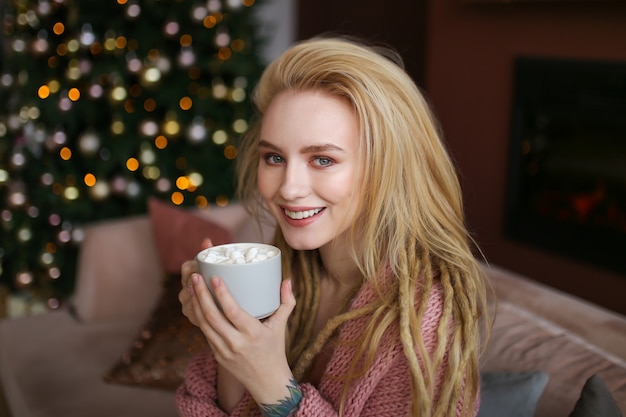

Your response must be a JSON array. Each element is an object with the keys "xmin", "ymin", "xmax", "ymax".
[{"xmin": 177, "ymin": 36, "xmax": 491, "ymax": 417}]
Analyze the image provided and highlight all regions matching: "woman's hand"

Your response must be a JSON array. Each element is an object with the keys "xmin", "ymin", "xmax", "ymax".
[
  {"xmin": 188, "ymin": 269, "xmax": 298, "ymax": 411},
  {"xmin": 179, "ymin": 238, "xmax": 213, "ymax": 327}
]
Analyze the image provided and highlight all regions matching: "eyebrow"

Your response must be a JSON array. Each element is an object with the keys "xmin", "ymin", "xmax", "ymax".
[{"xmin": 258, "ymin": 140, "xmax": 345, "ymax": 153}]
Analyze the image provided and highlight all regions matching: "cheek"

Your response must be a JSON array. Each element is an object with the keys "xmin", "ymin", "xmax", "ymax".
[
  {"xmin": 322, "ymin": 171, "xmax": 360, "ymax": 205},
  {"xmin": 257, "ymin": 167, "xmax": 275, "ymax": 200}
]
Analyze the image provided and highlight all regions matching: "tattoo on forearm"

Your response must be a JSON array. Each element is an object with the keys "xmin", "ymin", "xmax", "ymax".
[{"xmin": 259, "ymin": 377, "xmax": 303, "ymax": 417}]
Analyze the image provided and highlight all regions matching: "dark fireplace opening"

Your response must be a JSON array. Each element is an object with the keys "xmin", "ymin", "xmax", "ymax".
[{"xmin": 504, "ymin": 56, "xmax": 626, "ymax": 276}]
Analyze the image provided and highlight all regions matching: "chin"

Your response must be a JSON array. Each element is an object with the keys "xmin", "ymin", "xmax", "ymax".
[{"xmin": 281, "ymin": 233, "xmax": 324, "ymax": 251}]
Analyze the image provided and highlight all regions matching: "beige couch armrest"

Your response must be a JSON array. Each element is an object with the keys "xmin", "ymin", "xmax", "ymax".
[{"xmin": 72, "ymin": 216, "xmax": 164, "ymax": 323}]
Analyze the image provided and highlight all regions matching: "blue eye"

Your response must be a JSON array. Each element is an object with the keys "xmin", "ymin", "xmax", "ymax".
[
  {"xmin": 264, "ymin": 154, "xmax": 284, "ymax": 164},
  {"xmin": 314, "ymin": 157, "xmax": 333, "ymax": 167}
]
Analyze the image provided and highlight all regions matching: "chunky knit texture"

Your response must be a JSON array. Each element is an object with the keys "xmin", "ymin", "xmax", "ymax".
[{"xmin": 176, "ymin": 281, "xmax": 478, "ymax": 416}]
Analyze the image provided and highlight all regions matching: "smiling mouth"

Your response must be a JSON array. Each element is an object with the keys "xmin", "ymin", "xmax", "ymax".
[{"xmin": 284, "ymin": 208, "xmax": 324, "ymax": 220}]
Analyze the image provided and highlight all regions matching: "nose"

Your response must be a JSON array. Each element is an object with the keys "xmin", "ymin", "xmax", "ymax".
[{"xmin": 279, "ymin": 162, "xmax": 310, "ymax": 201}]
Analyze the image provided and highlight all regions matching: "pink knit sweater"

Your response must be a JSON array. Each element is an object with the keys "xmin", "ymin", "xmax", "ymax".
[{"xmin": 176, "ymin": 281, "xmax": 477, "ymax": 416}]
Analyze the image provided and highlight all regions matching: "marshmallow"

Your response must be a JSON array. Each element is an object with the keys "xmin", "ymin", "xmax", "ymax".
[{"xmin": 199, "ymin": 244, "xmax": 278, "ymax": 265}]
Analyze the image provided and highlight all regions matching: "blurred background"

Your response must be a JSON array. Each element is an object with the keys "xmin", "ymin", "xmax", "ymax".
[
  {"xmin": 0, "ymin": 0, "xmax": 293, "ymax": 312},
  {"xmin": 2, "ymin": 0, "xmax": 626, "ymax": 317}
]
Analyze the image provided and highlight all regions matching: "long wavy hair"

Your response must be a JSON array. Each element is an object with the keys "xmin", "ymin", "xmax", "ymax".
[{"xmin": 236, "ymin": 36, "xmax": 491, "ymax": 417}]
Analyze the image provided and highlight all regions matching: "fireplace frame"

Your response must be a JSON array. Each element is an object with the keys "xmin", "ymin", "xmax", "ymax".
[{"xmin": 504, "ymin": 56, "xmax": 626, "ymax": 275}]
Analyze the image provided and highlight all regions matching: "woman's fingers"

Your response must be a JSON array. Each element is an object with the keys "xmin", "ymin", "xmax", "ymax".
[
  {"xmin": 189, "ymin": 273, "xmax": 231, "ymax": 352},
  {"xmin": 207, "ymin": 275, "xmax": 256, "ymax": 330},
  {"xmin": 201, "ymin": 238, "xmax": 213, "ymax": 250},
  {"xmin": 181, "ymin": 260, "xmax": 199, "ymax": 287},
  {"xmin": 264, "ymin": 279, "xmax": 296, "ymax": 328}
]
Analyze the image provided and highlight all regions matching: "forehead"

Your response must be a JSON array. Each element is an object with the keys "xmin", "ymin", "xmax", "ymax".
[{"xmin": 260, "ymin": 89, "xmax": 360, "ymax": 150}]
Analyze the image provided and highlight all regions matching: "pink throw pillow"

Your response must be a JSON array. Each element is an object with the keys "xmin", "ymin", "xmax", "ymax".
[{"xmin": 148, "ymin": 198, "xmax": 233, "ymax": 274}]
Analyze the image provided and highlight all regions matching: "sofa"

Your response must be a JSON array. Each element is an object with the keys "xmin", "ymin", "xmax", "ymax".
[{"xmin": 0, "ymin": 199, "xmax": 625, "ymax": 417}]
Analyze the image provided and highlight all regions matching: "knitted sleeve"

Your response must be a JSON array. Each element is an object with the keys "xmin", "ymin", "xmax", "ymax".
[{"xmin": 176, "ymin": 350, "xmax": 228, "ymax": 417}]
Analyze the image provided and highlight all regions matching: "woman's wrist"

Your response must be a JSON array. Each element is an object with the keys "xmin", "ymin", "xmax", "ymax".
[
  {"xmin": 258, "ymin": 376, "xmax": 303, "ymax": 417},
  {"xmin": 216, "ymin": 365, "xmax": 246, "ymax": 413}
]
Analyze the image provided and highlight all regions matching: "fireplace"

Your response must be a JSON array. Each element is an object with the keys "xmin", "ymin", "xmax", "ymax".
[{"xmin": 504, "ymin": 56, "xmax": 626, "ymax": 276}]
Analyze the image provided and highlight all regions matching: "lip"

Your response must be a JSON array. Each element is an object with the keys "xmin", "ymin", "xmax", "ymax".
[{"xmin": 280, "ymin": 205, "xmax": 325, "ymax": 227}]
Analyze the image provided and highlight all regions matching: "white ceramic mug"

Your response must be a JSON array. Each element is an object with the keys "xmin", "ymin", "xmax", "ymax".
[{"xmin": 196, "ymin": 243, "xmax": 282, "ymax": 319}]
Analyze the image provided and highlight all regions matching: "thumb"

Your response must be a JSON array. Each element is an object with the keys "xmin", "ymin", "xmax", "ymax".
[{"xmin": 267, "ymin": 279, "xmax": 296, "ymax": 325}]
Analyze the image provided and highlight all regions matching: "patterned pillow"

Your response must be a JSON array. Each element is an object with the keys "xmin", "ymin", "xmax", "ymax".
[
  {"xmin": 105, "ymin": 199, "xmax": 233, "ymax": 390},
  {"xmin": 104, "ymin": 274, "xmax": 209, "ymax": 390}
]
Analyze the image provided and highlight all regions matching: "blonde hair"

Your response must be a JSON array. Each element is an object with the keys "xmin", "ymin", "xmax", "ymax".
[{"xmin": 236, "ymin": 36, "xmax": 491, "ymax": 416}]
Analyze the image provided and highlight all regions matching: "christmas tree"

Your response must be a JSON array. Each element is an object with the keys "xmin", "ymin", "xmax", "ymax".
[{"xmin": 0, "ymin": 0, "xmax": 266, "ymax": 306}]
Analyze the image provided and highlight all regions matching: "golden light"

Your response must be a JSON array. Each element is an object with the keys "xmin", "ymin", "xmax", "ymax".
[
  {"xmin": 231, "ymin": 39, "xmax": 245, "ymax": 52},
  {"xmin": 195, "ymin": 196, "xmax": 208, "ymax": 208},
  {"xmin": 218, "ymin": 47, "xmax": 232, "ymax": 61},
  {"xmin": 84, "ymin": 173, "xmax": 96, "ymax": 187},
  {"xmin": 224, "ymin": 145, "xmax": 238, "ymax": 160},
  {"xmin": 143, "ymin": 166, "xmax": 160, "ymax": 180},
  {"xmin": 171, "ymin": 191, "xmax": 184, "ymax": 205},
  {"xmin": 155, "ymin": 135, "xmax": 168, "ymax": 149},
  {"xmin": 144, "ymin": 98, "xmax": 157, "ymax": 112},
  {"xmin": 242, "ymin": 0, "xmax": 255, "ymax": 5},
  {"xmin": 104, "ymin": 37, "xmax": 117, "ymax": 51},
  {"xmin": 111, "ymin": 120, "xmax": 125, "ymax": 134},
  {"xmin": 203, "ymin": 15, "xmax": 217, "ymax": 28},
  {"xmin": 116, "ymin": 36, "xmax": 127, "ymax": 49},
  {"xmin": 124, "ymin": 100, "xmax": 135, "ymax": 113},
  {"xmin": 90, "ymin": 42, "xmax": 103, "ymax": 55},
  {"xmin": 46, "ymin": 243, "xmax": 57, "ymax": 254},
  {"xmin": 179, "ymin": 96, "xmax": 192, "ymax": 110},
  {"xmin": 68, "ymin": 88, "xmax": 80, "ymax": 101},
  {"xmin": 38, "ymin": 85, "xmax": 51, "ymax": 99},
  {"xmin": 52, "ymin": 22, "xmax": 65, "ymax": 35},
  {"xmin": 163, "ymin": 120, "xmax": 180, "ymax": 136},
  {"xmin": 47, "ymin": 80, "xmax": 60, "ymax": 93},
  {"xmin": 59, "ymin": 147, "xmax": 72, "ymax": 160},
  {"xmin": 216, "ymin": 195, "xmax": 229, "ymax": 206},
  {"xmin": 180, "ymin": 34, "xmax": 192, "ymax": 47},
  {"xmin": 126, "ymin": 157, "xmax": 139, "ymax": 171},
  {"xmin": 56, "ymin": 44, "xmax": 68, "ymax": 56},
  {"xmin": 176, "ymin": 176, "xmax": 190, "ymax": 190}
]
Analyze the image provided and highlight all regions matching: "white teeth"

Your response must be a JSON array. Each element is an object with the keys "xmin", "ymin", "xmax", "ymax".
[{"xmin": 284, "ymin": 208, "xmax": 322, "ymax": 220}]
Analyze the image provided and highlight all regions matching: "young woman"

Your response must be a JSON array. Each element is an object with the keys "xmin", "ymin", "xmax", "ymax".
[{"xmin": 177, "ymin": 36, "xmax": 491, "ymax": 417}]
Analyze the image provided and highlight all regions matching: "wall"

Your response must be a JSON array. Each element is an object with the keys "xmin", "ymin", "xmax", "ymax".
[
  {"xmin": 297, "ymin": 0, "xmax": 428, "ymax": 85},
  {"xmin": 425, "ymin": 0, "xmax": 626, "ymax": 315},
  {"xmin": 254, "ymin": 0, "xmax": 296, "ymax": 64}
]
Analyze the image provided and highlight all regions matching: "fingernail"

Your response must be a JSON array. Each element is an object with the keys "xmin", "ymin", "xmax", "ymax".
[
  {"xmin": 191, "ymin": 273, "xmax": 200, "ymax": 284},
  {"xmin": 211, "ymin": 276, "xmax": 220, "ymax": 288}
]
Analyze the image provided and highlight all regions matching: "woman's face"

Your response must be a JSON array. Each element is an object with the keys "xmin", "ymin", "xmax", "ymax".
[{"xmin": 257, "ymin": 89, "xmax": 363, "ymax": 251}]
